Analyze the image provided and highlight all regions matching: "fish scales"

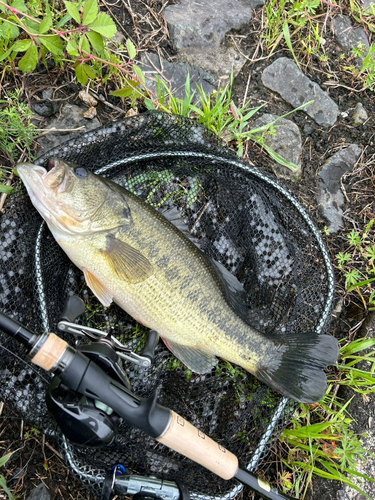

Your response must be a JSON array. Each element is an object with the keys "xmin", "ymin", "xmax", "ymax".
[{"xmin": 17, "ymin": 158, "xmax": 339, "ymax": 403}]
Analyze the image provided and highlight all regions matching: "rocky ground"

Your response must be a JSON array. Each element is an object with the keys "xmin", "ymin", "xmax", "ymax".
[{"xmin": 1, "ymin": 0, "xmax": 375, "ymax": 499}]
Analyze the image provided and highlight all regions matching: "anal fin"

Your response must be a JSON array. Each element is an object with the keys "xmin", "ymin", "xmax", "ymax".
[
  {"xmin": 162, "ymin": 337, "xmax": 217, "ymax": 373},
  {"xmin": 83, "ymin": 268, "xmax": 113, "ymax": 307}
]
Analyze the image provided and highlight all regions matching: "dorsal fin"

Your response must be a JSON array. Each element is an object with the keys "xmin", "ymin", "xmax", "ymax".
[
  {"xmin": 210, "ymin": 259, "xmax": 249, "ymax": 322},
  {"xmin": 161, "ymin": 206, "xmax": 200, "ymax": 248}
]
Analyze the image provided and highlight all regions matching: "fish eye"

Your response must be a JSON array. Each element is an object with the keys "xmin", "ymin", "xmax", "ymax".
[{"xmin": 74, "ymin": 167, "xmax": 88, "ymax": 178}]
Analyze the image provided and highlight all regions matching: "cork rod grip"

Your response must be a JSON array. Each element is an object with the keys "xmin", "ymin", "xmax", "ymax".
[
  {"xmin": 157, "ymin": 411, "xmax": 238, "ymax": 480},
  {"xmin": 31, "ymin": 332, "xmax": 68, "ymax": 371}
]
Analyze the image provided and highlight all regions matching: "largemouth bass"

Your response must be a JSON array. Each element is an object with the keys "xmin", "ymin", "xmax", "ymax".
[{"xmin": 17, "ymin": 158, "xmax": 339, "ymax": 403}]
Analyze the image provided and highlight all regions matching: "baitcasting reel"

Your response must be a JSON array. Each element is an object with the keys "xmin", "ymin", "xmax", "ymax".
[{"xmin": 46, "ymin": 296, "xmax": 159, "ymax": 448}]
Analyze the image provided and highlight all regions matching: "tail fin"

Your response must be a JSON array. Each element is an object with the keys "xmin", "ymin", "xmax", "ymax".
[{"xmin": 256, "ymin": 334, "xmax": 339, "ymax": 403}]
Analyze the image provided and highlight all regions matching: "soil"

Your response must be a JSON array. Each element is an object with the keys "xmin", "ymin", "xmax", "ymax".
[{"xmin": 1, "ymin": 1, "xmax": 375, "ymax": 499}]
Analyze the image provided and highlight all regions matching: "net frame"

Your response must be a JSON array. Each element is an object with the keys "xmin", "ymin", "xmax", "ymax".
[{"xmin": 0, "ymin": 111, "xmax": 334, "ymax": 499}]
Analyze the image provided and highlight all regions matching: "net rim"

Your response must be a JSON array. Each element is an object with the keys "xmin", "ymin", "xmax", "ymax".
[{"xmin": 31, "ymin": 115, "xmax": 335, "ymax": 499}]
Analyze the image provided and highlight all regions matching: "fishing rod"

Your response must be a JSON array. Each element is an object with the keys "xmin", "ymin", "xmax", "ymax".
[{"xmin": 0, "ymin": 310, "xmax": 296, "ymax": 500}]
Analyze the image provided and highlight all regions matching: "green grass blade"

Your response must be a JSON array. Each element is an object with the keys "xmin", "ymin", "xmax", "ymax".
[
  {"xmin": 282, "ymin": 21, "xmax": 300, "ymax": 68},
  {"xmin": 0, "ymin": 475, "xmax": 14, "ymax": 500}
]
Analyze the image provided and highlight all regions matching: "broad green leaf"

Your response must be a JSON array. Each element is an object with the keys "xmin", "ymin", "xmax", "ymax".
[
  {"xmin": 0, "ymin": 184, "xmax": 14, "ymax": 194},
  {"xmin": 79, "ymin": 34, "xmax": 90, "ymax": 54},
  {"xmin": 18, "ymin": 41, "xmax": 38, "ymax": 72},
  {"xmin": 83, "ymin": 63, "xmax": 96, "ymax": 78},
  {"xmin": 64, "ymin": 1, "xmax": 81, "ymax": 24},
  {"xmin": 12, "ymin": 39, "xmax": 31, "ymax": 52},
  {"xmin": 39, "ymin": 35, "xmax": 63, "ymax": 56},
  {"xmin": 0, "ymin": 19, "xmax": 19, "ymax": 39},
  {"xmin": 0, "ymin": 453, "xmax": 11, "ymax": 467},
  {"xmin": 75, "ymin": 63, "xmax": 88, "ymax": 85},
  {"xmin": 86, "ymin": 30, "xmax": 103, "ymax": 53},
  {"xmin": 23, "ymin": 18, "xmax": 40, "ymax": 34},
  {"xmin": 38, "ymin": 14, "xmax": 52, "ymax": 34},
  {"xmin": 133, "ymin": 63, "xmax": 145, "ymax": 84},
  {"xmin": 124, "ymin": 77, "xmax": 140, "ymax": 88},
  {"xmin": 66, "ymin": 39, "xmax": 79, "ymax": 56},
  {"xmin": 144, "ymin": 98, "xmax": 155, "ymax": 110},
  {"xmin": 11, "ymin": 0, "xmax": 27, "ymax": 13},
  {"xmin": 82, "ymin": 0, "xmax": 98, "ymax": 26},
  {"xmin": 88, "ymin": 12, "xmax": 117, "ymax": 38},
  {"xmin": 110, "ymin": 87, "xmax": 133, "ymax": 97},
  {"xmin": 126, "ymin": 38, "xmax": 136, "ymax": 59}
]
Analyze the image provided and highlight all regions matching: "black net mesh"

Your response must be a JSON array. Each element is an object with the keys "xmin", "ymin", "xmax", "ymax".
[{"xmin": 0, "ymin": 112, "xmax": 334, "ymax": 499}]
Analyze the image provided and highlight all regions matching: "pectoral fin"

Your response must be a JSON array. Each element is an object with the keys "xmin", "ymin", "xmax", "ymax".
[
  {"xmin": 101, "ymin": 235, "xmax": 153, "ymax": 284},
  {"xmin": 83, "ymin": 269, "xmax": 113, "ymax": 307},
  {"xmin": 162, "ymin": 337, "xmax": 217, "ymax": 373}
]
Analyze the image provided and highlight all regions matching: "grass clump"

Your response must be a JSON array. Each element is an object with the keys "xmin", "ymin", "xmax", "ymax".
[
  {"xmin": 0, "ymin": 89, "xmax": 38, "ymax": 194},
  {"xmin": 264, "ymin": 0, "xmax": 327, "ymax": 63},
  {"xmin": 337, "ymin": 220, "xmax": 375, "ymax": 311},
  {"xmin": 279, "ymin": 337, "xmax": 375, "ymax": 499},
  {"xmin": 141, "ymin": 72, "xmax": 305, "ymax": 171}
]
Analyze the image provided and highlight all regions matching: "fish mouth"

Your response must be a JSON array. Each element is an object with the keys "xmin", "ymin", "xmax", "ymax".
[{"xmin": 17, "ymin": 158, "xmax": 69, "ymax": 193}]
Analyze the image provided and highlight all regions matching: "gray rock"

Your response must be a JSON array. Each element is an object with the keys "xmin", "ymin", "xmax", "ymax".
[
  {"xmin": 164, "ymin": 0, "xmax": 256, "ymax": 81},
  {"xmin": 178, "ymin": 45, "xmax": 246, "ymax": 83},
  {"xmin": 32, "ymin": 101, "xmax": 55, "ymax": 117},
  {"xmin": 164, "ymin": 0, "xmax": 254, "ymax": 50},
  {"xmin": 317, "ymin": 145, "xmax": 362, "ymax": 232},
  {"xmin": 337, "ymin": 490, "xmax": 349, "ymax": 500},
  {"xmin": 36, "ymin": 103, "xmax": 100, "ymax": 157},
  {"xmin": 333, "ymin": 15, "xmax": 368, "ymax": 68},
  {"xmin": 252, "ymin": 113, "xmax": 302, "ymax": 181},
  {"xmin": 26, "ymin": 483, "xmax": 51, "ymax": 500},
  {"xmin": 42, "ymin": 89, "xmax": 53, "ymax": 100},
  {"xmin": 261, "ymin": 58, "xmax": 338, "ymax": 127},
  {"xmin": 139, "ymin": 52, "xmax": 215, "ymax": 100},
  {"xmin": 352, "ymin": 102, "xmax": 368, "ymax": 126}
]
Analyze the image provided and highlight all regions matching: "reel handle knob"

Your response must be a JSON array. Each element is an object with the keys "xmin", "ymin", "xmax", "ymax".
[
  {"xmin": 60, "ymin": 296, "xmax": 86, "ymax": 323},
  {"xmin": 141, "ymin": 330, "xmax": 159, "ymax": 363}
]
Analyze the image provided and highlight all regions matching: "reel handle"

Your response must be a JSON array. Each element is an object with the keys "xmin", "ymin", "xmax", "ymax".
[{"xmin": 59, "ymin": 295, "xmax": 86, "ymax": 323}]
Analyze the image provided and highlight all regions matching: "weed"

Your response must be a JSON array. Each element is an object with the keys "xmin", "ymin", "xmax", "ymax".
[
  {"xmin": 264, "ymin": 0, "xmax": 324, "ymax": 60},
  {"xmin": 336, "ymin": 220, "xmax": 375, "ymax": 311},
  {"xmin": 0, "ymin": 89, "xmax": 36, "ymax": 164},
  {"xmin": 331, "ymin": 337, "xmax": 375, "ymax": 394},
  {"xmin": 0, "ymin": 453, "xmax": 14, "ymax": 500},
  {"xmin": 139, "ymin": 72, "xmax": 304, "ymax": 171},
  {"xmin": 350, "ymin": 0, "xmax": 375, "ymax": 34},
  {"xmin": 24, "ymin": 426, "xmax": 41, "ymax": 440},
  {"xmin": 0, "ymin": 0, "xmax": 145, "ymax": 89},
  {"xmin": 0, "ymin": 89, "xmax": 37, "ymax": 194},
  {"xmin": 355, "ymin": 43, "xmax": 375, "ymax": 89},
  {"xmin": 280, "ymin": 337, "xmax": 375, "ymax": 499}
]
